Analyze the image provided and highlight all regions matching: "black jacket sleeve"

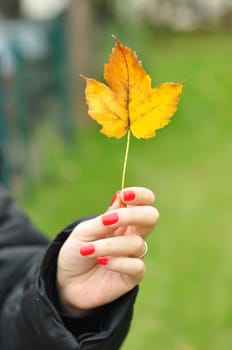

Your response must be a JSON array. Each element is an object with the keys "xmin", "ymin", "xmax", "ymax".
[{"xmin": 0, "ymin": 187, "xmax": 138, "ymax": 350}]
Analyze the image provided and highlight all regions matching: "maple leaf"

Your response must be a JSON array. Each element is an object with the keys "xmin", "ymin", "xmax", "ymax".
[
  {"xmin": 83, "ymin": 37, "xmax": 184, "ymax": 139},
  {"xmin": 82, "ymin": 36, "xmax": 184, "ymax": 188}
]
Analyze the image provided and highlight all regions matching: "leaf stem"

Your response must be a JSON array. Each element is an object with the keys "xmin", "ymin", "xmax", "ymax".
[{"xmin": 121, "ymin": 130, "xmax": 131, "ymax": 190}]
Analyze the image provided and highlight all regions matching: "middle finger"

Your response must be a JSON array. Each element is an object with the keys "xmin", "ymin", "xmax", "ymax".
[{"xmin": 72, "ymin": 205, "xmax": 159, "ymax": 242}]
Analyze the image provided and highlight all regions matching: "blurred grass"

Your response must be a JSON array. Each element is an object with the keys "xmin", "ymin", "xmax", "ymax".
[{"xmin": 19, "ymin": 28, "xmax": 232, "ymax": 349}]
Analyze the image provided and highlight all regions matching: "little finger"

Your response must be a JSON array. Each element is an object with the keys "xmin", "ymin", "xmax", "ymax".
[{"xmin": 97, "ymin": 256, "xmax": 146, "ymax": 284}]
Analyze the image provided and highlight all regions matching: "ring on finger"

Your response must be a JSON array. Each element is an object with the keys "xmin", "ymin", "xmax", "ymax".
[{"xmin": 139, "ymin": 241, "xmax": 148, "ymax": 258}]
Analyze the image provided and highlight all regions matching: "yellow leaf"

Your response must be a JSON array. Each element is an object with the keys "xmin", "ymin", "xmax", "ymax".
[{"xmin": 83, "ymin": 37, "xmax": 184, "ymax": 139}]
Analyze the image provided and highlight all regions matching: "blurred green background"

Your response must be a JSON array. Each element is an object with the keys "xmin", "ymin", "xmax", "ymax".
[{"xmin": 1, "ymin": 1, "xmax": 232, "ymax": 349}]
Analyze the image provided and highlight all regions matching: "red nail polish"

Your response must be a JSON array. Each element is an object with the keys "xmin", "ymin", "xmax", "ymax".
[
  {"xmin": 97, "ymin": 257, "xmax": 108, "ymax": 266},
  {"xmin": 123, "ymin": 190, "xmax": 136, "ymax": 201},
  {"xmin": 102, "ymin": 212, "xmax": 119, "ymax": 226},
  {"xmin": 80, "ymin": 244, "xmax": 95, "ymax": 256},
  {"xmin": 110, "ymin": 194, "xmax": 117, "ymax": 206},
  {"xmin": 110, "ymin": 191, "xmax": 120, "ymax": 206}
]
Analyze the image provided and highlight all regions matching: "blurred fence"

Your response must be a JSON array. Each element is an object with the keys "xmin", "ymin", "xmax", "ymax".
[{"xmin": 0, "ymin": 16, "xmax": 74, "ymax": 189}]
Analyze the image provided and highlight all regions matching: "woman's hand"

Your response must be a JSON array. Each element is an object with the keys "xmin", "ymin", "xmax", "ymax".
[{"xmin": 56, "ymin": 187, "xmax": 159, "ymax": 316}]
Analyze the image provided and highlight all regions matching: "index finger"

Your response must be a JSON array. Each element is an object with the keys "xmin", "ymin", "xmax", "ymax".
[{"xmin": 110, "ymin": 187, "xmax": 155, "ymax": 210}]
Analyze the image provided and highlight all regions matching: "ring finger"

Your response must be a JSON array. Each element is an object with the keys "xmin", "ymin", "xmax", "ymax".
[{"xmin": 79, "ymin": 234, "xmax": 147, "ymax": 258}]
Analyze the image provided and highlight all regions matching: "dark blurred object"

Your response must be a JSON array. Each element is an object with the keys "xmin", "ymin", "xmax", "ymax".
[
  {"xmin": 0, "ymin": 0, "xmax": 20, "ymax": 18},
  {"xmin": 92, "ymin": 0, "xmax": 115, "ymax": 22}
]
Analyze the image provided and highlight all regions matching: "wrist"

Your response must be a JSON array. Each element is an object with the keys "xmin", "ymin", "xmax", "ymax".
[
  {"xmin": 57, "ymin": 285, "xmax": 92, "ymax": 318},
  {"xmin": 56, "ymin": 276, "xmax": 92, "ymax": 317}
]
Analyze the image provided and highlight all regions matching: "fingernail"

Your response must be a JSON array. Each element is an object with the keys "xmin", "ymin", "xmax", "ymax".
[
  {"xmin": 97, "ymin": 257, "xmax": 108, "ymax": 266},
  {"xmin": 110, "ymin": 191, "xmax": 120, "ymax": 206},
  {"xmin": 102, "ymin": 212, "xmax": 119, "ymax": 226},
  {"xmin": 123, "ymin": 190, "xmax": 136, "ymax": 201},
  {"xmin": 110, "ymin": 194, "xmax": 117, "ymax": 206},
  {"xmin": 80, "ymin": 243, "xmax": 95, "ymax": 256}
]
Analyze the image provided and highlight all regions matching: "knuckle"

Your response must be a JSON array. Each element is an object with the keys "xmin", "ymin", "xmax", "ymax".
[
  {"xmin": 133, "ymin": 235, "xmax": 144, "ymax": 254},
  {"xmin": 146, "ymin": 188, "xmax": 155, "ymax": 203},
  {"xmin": 103, "ymin": 238, "xmax": 113, "ymax": 252},
  {"xmin": 148, "ymin": 206, "xmax": 160, "ymax": 225},
  {"xmin": 71, "ymin": 220, "xmax": 87, "ymax": 235},
  {"xmin": 141, "ymin": 187, "xmax": 155, "ymax": 204},
  {"xmin": 135, "ymin": 259, "xmax": 146, "ymax": 276}
]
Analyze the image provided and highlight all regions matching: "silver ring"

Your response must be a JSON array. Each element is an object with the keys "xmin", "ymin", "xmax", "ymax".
[{"xmin": 139, "ymin": 241, "xmax": 148, "ymax": 258}]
